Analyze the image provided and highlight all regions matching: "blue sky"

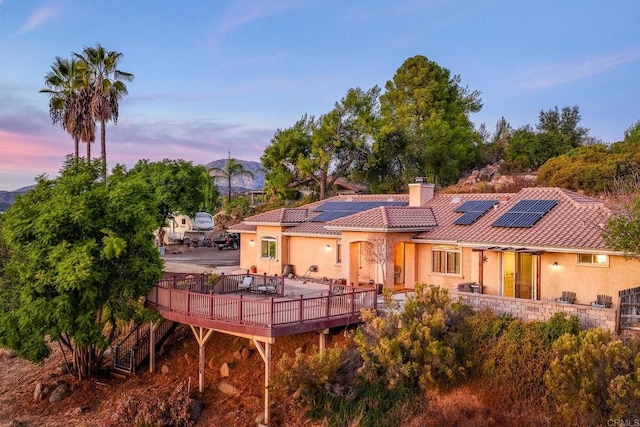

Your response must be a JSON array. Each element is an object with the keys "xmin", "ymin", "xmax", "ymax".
[{"xmin": 1, "ymin": 0, "xmax": 639, "ymax": 191}]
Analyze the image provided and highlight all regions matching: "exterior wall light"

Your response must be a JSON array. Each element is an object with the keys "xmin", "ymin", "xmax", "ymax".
[
  {"xmin": 249, "ymin": 239, "xmax": 255, "ymax": 245},
  {"xmin": 552, "ymin": 262, "xmax": 559, "ymax": 268},
  {"xmin": 325, "ymin": 244, "xmax": 331, "ymax": 250}
]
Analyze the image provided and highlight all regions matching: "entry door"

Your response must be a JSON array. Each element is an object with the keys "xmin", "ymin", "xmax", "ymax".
[{"xmin": 502, "ymin": 252, "xmax": 536, "ymax": 299}]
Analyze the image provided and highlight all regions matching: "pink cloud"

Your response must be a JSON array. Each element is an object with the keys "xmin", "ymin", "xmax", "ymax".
[{"xmin": 0, "ymin": 130, "xmax": 70, "ymax": 173}]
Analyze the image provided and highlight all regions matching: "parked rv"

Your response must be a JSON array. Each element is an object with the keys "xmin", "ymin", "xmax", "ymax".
[{"xmin": 160, "ymin": 212, "xmax": 215, "ymax": 246}]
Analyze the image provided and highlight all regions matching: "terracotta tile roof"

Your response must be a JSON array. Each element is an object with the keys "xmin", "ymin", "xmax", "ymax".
[
  {"xmin": 326, "ymin": 207, "xmax": 437, "ymax": 231},
  {"xmin": 227, "ymin": 223, "xmax": 256, "ymax": 232},
  {"xmin": 283, "ymin": 222, "xmax": 341, "ymax": 236},
  {"xmin": 242, "ymin": 194, "xmax": 409, "ymax": 225},
  {"xmin": 243, "ymin": 208, "xmax": 310, "ymax": 224},
  {"xmin": 415, "ymin": 188, "xmax": 611, "ymax": 250}
]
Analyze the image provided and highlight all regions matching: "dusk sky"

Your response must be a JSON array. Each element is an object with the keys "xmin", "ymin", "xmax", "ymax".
[{"xmin": 1, "ymin": 1, "xmax": 639, "ymax": 191}]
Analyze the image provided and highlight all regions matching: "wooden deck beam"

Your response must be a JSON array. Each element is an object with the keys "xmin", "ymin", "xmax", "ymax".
[
  {"xmin": 253, "ymin": 339, "xmax": 272, "ymax": 425},
  {"xmin": 190, "ymin": 325, "xmax": 215, "ymax": 393}
]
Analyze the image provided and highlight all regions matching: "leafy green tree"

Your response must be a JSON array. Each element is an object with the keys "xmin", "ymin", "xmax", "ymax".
[
  {"xmin": 480, "ymin": 117, "xmax": 511, "ymax": 165},
  {"xmin": 0, "ymin": 158, "xmax": 162, "ymax": 379},
  {"xmin": 537, "ymin": 105, "xmax": 588, "ymax": 155},
  {"xmin": 604, "ymin": 192, "xmax": 640, "ymax": 259},
  {"xmin": 128, "ymin": 159, "xmax": 210, "ymax": 246},
  {"xmin": 40, "ymin": 57, "xmax": 95, "ymax": 159},
  {"xmin": 75, "ymin": 44, "xmax": 134, "ymax": 181},
  {"xmin": 505, "ymin": 106, "xmax": 588, "ymax": 171},
  {"xmin": 356, "ymin": 128, "xmax": 415, "ymax": 193},
  {"xmin": 377, "ymin": 55, "xmax": 482, "ymax": 186},
  {"xmin": 262, "ymin": 87, "xmax": 379, "ymax": 200},
  {"xmin": 209, "ymin": 155, "xmax": 255, "ymax": 204}
]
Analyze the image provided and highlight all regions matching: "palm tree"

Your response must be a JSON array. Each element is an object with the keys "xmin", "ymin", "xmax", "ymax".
[
  {"xmin": 209, "ymin": 155, "xmax": 255, "ymax": 203},
  {"xmin": 40, "ymin": 57, "xmax": 95, "ymax": 160},
  {"xmin": 75, "ymin": 44, "xmax": 134, "ymax": 181}
]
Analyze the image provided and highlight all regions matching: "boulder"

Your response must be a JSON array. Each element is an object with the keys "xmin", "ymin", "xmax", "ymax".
[
  {"xmin": 189, "ymin": 399, "xmax": 204, "ymax": 421},
  {"xmin": 241, "ymin": 347, "xmax": 252, "ymax": 360},
  {"xmin": 220, "ymin": 363, "xmax": 230, "ymax": 378},
  {"xmin": 33, "ymin": 382, "xmax": 43, "ymax": 401},
  {"xmin": 217, "ymin": 381, "xmax": 240, "ymax": 396},
  {"xmin": 184, "ymin": 352, "xmax": 196, "ymax": 365},
  {"xmin": 48, "ymin": 382, "xmax": 71, "ymax": 403},
  {"xmin": 161, "ymin": 364, "xmax": 170, "ymax": 374}
]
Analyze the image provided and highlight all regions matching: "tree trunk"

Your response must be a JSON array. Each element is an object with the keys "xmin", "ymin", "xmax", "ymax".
[
  {"xmin": 86, "ymin": 140, "xmax": 91, "ymax": 164},
  {"xmin": 101, "ymin": 119, "xmax": 107, "ymax": 182},
  {"xmin": 74, "ymin": 136, "xmax": 79, "ymax": 159},
  {"xmin": 73, "ymin": 344, "xmax": 99, "ymax": 380}
]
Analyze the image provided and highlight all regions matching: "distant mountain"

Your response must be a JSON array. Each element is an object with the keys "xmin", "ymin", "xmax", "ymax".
[
  {"xmin": 205, "ymin": 159, "xmax": 265, "ymax": 192},
  {"xmin": 0, "ymin": 185, "xmax": 35, "ymax": 211}
]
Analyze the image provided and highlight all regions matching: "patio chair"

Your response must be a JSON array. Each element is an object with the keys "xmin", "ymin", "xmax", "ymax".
[
  {"xmin": 238, "ymin": 276, "xmax": 254, "ymax": 291},
  {"xmin": 257, "ymin": 278, "xmax": 279, "ymax": 294},
  {"xmin": 329, "ymin": 285, "xmax": 345, "ymax": 296},
  {"xmin": 556, "ymin": 291, "xmax": 576, "ymax": 304},
  {"xmin": 591, "ymin": 294, "xmax": 612, "ymax": 308}
]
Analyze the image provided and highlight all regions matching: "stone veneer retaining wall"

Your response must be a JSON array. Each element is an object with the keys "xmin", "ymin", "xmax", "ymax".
[{"xmin": 450, "ymin": 291, "xmax": 618, "ymax": 332}]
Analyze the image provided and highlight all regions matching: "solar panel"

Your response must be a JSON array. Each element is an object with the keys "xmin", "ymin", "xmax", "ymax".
[
  {"xmin": 453, "ymin": 199, "xmax": 498, "ymax": 225},
  {"xmin": 313, "ymin": 201, "xmax": 406, "ymax": 213},
  {"xmin": 454, "ymin": 200, "xmax": 498, "ymax": 213},
  {"xmin": 310, "ymin": 211, "xmax": 354, "ymax": 222},
  {"xmin": 492, "ymin": 199, "xmax": 558, "ymax": 228},
  {"xmin": 454, "ymin": 211, "xmax": 485, "ymax": 225}
]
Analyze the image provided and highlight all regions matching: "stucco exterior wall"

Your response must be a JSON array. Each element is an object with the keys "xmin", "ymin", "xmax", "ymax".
[
  {"xmin": 537, "ymin": 253, "xmax": 640, "ymax": 306},
  {"xmin": 239, "ymin": 232, "xmax": 258, "ymax": 271},
  {"xmin": 414, "ymin": 244, "xmax": 476, "ymax": 289},
  {"xmin": 242, "ymin": 225, "xmax": 285, "ymax": 275},
  {"xmin": 286, "ymin": 235, "xmax": 342, "ymax": 280}
]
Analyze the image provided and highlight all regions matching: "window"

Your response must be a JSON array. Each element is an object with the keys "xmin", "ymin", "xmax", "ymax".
[
  {"xmin": 432, "ymin": 248, "xmax": 461, "ymax": 274},
  {"xmin": 336, "ymin": 240, "xmax": 342, "ymax": 264},
  {"xmin": 261, "ymin": 237, "xmax": 277, "ymax": 259},
  {"xmin": 577, "ymin": 253, "xmax": 608, "ymax": 266},
  {"xmin": 181, "ymin": 218, "xmax": 186, "ymax": 225}
]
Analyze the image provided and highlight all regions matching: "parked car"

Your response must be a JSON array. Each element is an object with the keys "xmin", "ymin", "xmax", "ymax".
[{"xmin": 213, "ymin": 232, "xmax": 240, "ymax": 250}]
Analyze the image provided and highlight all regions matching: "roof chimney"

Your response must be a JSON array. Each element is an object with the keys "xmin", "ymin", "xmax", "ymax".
[{"xmin": 408, "ymin": 178, "xmax": 435, "ymax": 207}]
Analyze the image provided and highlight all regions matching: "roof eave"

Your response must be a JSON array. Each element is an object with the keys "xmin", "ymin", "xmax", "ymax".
[
  {"xmin": 282, "ymin": 232, "xmax": 341, "ymax": 238},
  {"xmin": 244, "ymin": 221, "xmax": 302, "ymax": 226},
  {"xmin": 326, "ymin": 226, "xmax": 437, "ymax": 233}
]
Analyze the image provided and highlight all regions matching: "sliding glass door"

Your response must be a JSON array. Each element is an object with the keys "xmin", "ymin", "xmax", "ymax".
[{"xmin": 502, "ymin": 252, "xmax": 536, "ymax": 299}]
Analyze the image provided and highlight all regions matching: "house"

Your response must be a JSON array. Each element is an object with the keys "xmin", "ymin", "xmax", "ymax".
[{"xmin": 230, "ymin": 181, "xmax": 640, "ymax": 312}]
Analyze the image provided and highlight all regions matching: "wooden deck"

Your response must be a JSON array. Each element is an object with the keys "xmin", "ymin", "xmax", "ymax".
[{"xmin": 146, "ymin": 272, "xmax": 378, "ymax": 339}]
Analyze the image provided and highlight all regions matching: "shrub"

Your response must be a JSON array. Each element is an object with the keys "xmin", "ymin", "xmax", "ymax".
[
  {"xmin": 545, "ymin": 329, "xmax": 640, "ymax": 425},
  {"xmin": 355, "ymin": 284, "xmax": 468, "ymax": 393},
  {"xmin": 273, "ymin": 345, "xmax": 361, "ymax": 420}
]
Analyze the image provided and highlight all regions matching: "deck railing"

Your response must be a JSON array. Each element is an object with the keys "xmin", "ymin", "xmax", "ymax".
[
  {"xmin": 161, "ymin": 272, "xmax": 286, "ymax": 296},
  {"xmin": 112, "ymin": 318, "xmax": 175, "ymax": 373},
  {"xmin": 147, "ymin": 281, "xmax": 376, "ymax": 330}
]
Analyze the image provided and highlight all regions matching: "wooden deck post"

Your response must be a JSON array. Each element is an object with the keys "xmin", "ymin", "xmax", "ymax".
[
  {"xmin": 190, "ymin": 325, "xmax": 214, "ymax": 393},
  {"xmin": 319, "ymin": 328, "xmax": 329, "ymax": 353},
  {"xmin": 253, "ymin": 339, "xmax": 273, "ymax": 425}
]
